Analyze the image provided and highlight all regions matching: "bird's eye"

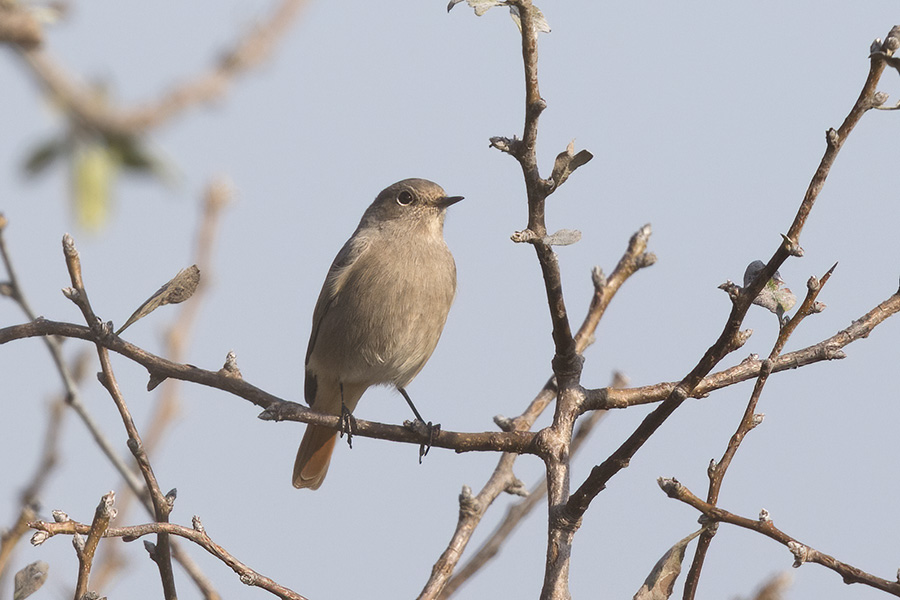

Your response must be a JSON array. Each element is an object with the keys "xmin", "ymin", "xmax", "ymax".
[{"xmin": 397, "ymin": 190, "xmax": 414, "ymax": 206}]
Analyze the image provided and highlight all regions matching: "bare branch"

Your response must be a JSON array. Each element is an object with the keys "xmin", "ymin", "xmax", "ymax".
[
  {"xmin": 29, "ymin": 516, "xmax": 309, "ymax": 600},
  {"xmin": 419, "ymin": 222, "xmax": 652, "ymax": 599},
  {"xmin": 658, "ymin": 478, "xmax": 900, "ymax": 597},
  {"xmin": 589, "ymin": 288, "xmax": 900, "ymax": 411},
  {"xmin": 565, "ymin": 27, "xmax": 900, "ymax": 522},
  {"xmin": 73, "ymin": 491, "xmax": 116, "ymax": 599},
  {"xmin": 17, "ymin": 0, "xmax": 309, "ymax": 137},
  {"xmin": 683, "ymin": 265, "xmax": 836, "ymax": 598},
  {"xmin": 0, "ymin": 4, "xmax": 42, "ymax": 49},
  {"xmin": 61, "ymin": 234, "xmax": 178, "ymax": 599}
]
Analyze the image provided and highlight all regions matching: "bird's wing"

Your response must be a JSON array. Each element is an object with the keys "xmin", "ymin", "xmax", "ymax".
[{"xmin": 304, "ymin": 230, "xmax": 370, "ymax": 369}]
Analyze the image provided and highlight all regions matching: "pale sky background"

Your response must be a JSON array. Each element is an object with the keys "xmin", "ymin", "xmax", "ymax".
[{"xmin": 2, "ymin": 2, "xmax": 900, "ymax": 599}]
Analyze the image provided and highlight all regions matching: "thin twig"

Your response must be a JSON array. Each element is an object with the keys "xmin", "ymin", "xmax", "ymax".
[
  {"xmin": 0, "ymin": 4, "xmax": 42, "ymax": 49},
  {"xmin": 683, "ymin": 265, "xmax": 836, "ymax": 599},
  {"xmin": 30, "ymin": 517, "xmax": 309, "ymax": 600},
  {"xmin": 73, "ymin": 491, "xmax": 115, "ymax": 599},
  {"xmin": 17, "ymin": 0, "xmax": 309, "ymax": 137},
  {"xmin": 564, "ymin": 27, "xmax": 900, "ymax": 525},
  {"xmin": 419, "ymin": 223, "xmax": 653, "ymax": 599},
  {"xmin": 658, "ymin": 478, "xmax": 900, "ymax": 597},
  {"xmin": 439, "ymin": 373, "xmax": 625, "ymax": 598},
  {"xmin": 92, "ymin": 180, "xmax": 230, "ymax": 599},
  {"xmin": 61, "ymin": 234, "xmax": 178, "ymax": 600},
  {"xmin": 0, "ymin": 395, "xmax": 67, "ymax": 585},
  {"xmin": 0, "ymin": 216, "xmax": 220, "ymax": 596}
]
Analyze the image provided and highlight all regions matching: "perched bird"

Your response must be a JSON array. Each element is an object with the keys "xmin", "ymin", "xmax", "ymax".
[{"xmin": 293, "ymin": 178, "xmax": 462, "ymax": 489}]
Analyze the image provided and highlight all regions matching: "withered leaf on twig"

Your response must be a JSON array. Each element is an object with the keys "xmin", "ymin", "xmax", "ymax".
[
  {"xmin": 633, "ymin": 529, "xmax": 702, "ymax": 600},
  {"xmin": 116, "ymin": 265, "xmax": 200, "ymax": 335},
  {"xmin": 550, "ymin": 140, "xmax": 593, "ymax": 190},
  {"xmin": 14, "ymin": 560, "xmax": 49, "ymax": 600}
]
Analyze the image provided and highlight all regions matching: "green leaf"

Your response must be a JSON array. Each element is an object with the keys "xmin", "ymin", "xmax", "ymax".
[
  {"xmin": 22, "ymin": 137, "xmax": 68, "ymax": 177},
  {"xmin": 71, "ymin": 141, "xmax": 118, "ymax": 231}
]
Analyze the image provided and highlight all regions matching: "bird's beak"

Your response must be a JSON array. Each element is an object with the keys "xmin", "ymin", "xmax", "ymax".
[{"xmin": 437, "ymin": 195, "xmax": 464, "ymax": 208}]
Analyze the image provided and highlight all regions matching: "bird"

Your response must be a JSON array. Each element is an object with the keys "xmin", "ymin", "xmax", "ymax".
[{"xmin": 293, "ymin": 178, "xmax": 462, "ymax": 489}]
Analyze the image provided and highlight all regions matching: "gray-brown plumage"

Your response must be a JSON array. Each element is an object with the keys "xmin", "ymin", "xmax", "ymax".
[{"xmin": 293, "ymin": 178, "xmax": 462, "ymax": 489}]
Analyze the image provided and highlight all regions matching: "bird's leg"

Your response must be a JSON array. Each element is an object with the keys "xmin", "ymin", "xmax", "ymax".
[
  {"xmin": 398, "ymin": 387, "xmax": 440, "ymax": 462},
  {"xmin": 338, "ymin": 382, "xmax": 357, "ymax": 448}
]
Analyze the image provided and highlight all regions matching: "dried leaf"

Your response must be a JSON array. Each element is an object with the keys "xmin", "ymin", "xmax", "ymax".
[
  {"xmin": 14, "ymin": 561, "xmax": 49, "ymax": 600},
  {"xmin": 448, "ymin": 0, "xmax": 551, "ymax": 33},
  {"xmin": 742, "ymin": 260, "xmax": 796, "ymax": 316},
  {"xmin": 116, "ymin": 265, "xmax": 201, "ymax": 335},
  {"xmin": 633, "ymin": 529, "xmax": 702, "ymax": 600},
  {"xmin": 447, "ymin": 0, "xmax": 504, "ymax": 16},
  {"xmin": 545, "ymin": 229, "xmax": 581, "ymax": 246},
  {"xmin": 509, "ymin": 4, "xmax": 551, "ymax": 33},
  {"xmin": 550, "ymin": 140, "xmax": 593, "ymax": 189}
]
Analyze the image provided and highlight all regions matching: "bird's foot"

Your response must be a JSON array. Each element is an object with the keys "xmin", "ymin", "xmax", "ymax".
[
  {"xmin": 405, "ymin": 419, "xmax": 441, "ymax": 463},
  {"xmin": 340, "ymin": 402, "xmax": 357, "ymax": 449}
]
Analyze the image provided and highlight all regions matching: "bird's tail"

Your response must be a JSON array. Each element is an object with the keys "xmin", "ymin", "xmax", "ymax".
[{"xmin": 292, "ymin": 425, "xmax": 338, "ymax": 490}]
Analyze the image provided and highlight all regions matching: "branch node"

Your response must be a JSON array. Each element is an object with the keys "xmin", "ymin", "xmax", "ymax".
[
  {"xmin": 192, "ymin": 515, "xmax": 205, "ymax": 533},
  {"xmin": 780, "ymin": 234, "xmax": 804, "ymax": 257},
  {"xmin": 143, "ymin": 540, "xmax": 158, "ymax": 560},
  {"xmin": 505, "ymin": 477, "xmax": 529, "ymax": 497},
  {"xmin": 220, "ymin": 350, "xmax": 243, "ymax": 378},
  {"xmin": 729, "ymin": 329, "xmax": 753, "ymax": 352},
  {"xmin": 493, "ymin": 414, "xmax": 515, "ymax": 432},
  {"xmin": 749, "ymin": 413, "xmax": 765, "ymax": 430},
  {"xmin": 826, "ymin": 127, "xmax": 840, "ymax": 149},
  {"xmin": 52, "ymin": 510, "xmax": 70, "ymax": 523},
  {"xmin": 30, "ymin": 530, "xmax": 49, "ymax": 546},
  {"xmin": 591, "ymin": 266, "xmax": 607, "ymax": 291},
  {"xmin": 240, "ymin": 572, "xmax": 258, "ymax": 585},
  {"xmin": 638, "ymin": 252, "xmax": 658, "ymax": 268},
  {"xmin": 510, "ymin": 229, "xmax": 538, "ymax": 244},
  {"xmin": 165, "ymin": 488, "xmax": 177, "ymax": 509},
  {"xmin": 73, "ymin": 531, "xmax": 86, "ymax": 554},
  {"xmin": 489, "ymin": 135, "xmax": 521, "ymax": 156},
  {"xmin": 788, "ymin": 541, "xmax": 809, "ymax": 567},
  {"xmin": 147, "ymin": 371, "xmax": 168, "ymax": 391},
  {"xmin": 759, "ymin": 508, "xmax": 772, "ymax": 523},
  {"xmin": 657, "ymin": 477, "xmax": 682, "ymax": 498},
  {"xmin": 807, "ymin": 275, "xmax": 821, "ymax": 292},
  {"xmin": 718, "ymin": 280, "xmax": 742, "ymax": 302},
  {"xmin": 458, "ymin": 485, "xmax": 480, "ymax": 517},
  {"xmin": 550, "ymin": 505, "xmax": 582, "ymax": 533}
]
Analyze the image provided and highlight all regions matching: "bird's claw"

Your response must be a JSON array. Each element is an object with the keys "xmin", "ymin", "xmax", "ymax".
[
  {"xmin": 339, "ymin": 402, "xmax": 357, "ymax": 448},
  {"xmin": 405, "ymin": 419, "xmax": 440, "ymax": 463}
]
